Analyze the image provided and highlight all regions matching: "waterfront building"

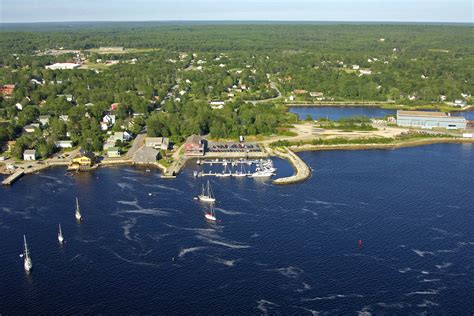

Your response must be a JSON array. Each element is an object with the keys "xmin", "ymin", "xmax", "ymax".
[
  {"xmin": 23, "ymin": 149, "xmax": 37, "ymax": 161},
  {"xmin": 185, "ymin": 135, "xmax": 205, "ymax": 156},
  {"xmin": 145, "ymin": 137, "xmax": 170, "ymax": 150},
  {"xmin": 132, "ymin": 147, "xmax": 159, "ymax": 164},
  {"xmin": 107, "ymin": 147, "xmax": 121, "ymax": 158},
  {"xmin": 396, "ymin": 110, "xmax": 467, "ymax": 130}
]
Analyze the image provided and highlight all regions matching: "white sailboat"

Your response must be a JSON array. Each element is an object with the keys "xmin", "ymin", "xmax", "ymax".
[
  {"xmin": 198, "ymin": 180, "xmax": 216, "ymax": 202},
  {"xmin": 58, "ymin": 224, "xmax": 64, "ymax": 244},
  {"xmin": 216, "ymin": 163, "xmax": 231, "ymax": 177},
  {"xmin": 204, "ymin": 205, "xmax": 217, "ymax": 222},
  {"xmin": 75, "ymin": 197, "xmax": 82, "ymax": 221},
  {"xmin": 233, "ymin": 162, "xmax": 247, "ymax": 177},
  {"xmin": 22, "ymin": 235, "xmax": 32, "ymax": 273}
]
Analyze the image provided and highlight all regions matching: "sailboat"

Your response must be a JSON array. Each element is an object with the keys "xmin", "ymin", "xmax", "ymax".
[
  {"xmin": 22, "ymin": 235, "xmax": 33, "ymax": 273},
  {"xmin": 233, "ymin": 162, "xmax": 247, "ymax": 177},
  {"xmin": 58, "ymin": 224, "xmax": 64, "ymax": 244},
  {"xmin": 204, "ymin": 205, "xmax": 217, "ymax": 222},
  {"xmin": 216, "ymin": 163, "xmax": 231, "ymax": 177},
  {"xmin": 75, "ymin": 197, "xmax": 82, "ymax": 221},
  {"xmin": 198, "ymin": 180, "xmax": 216, "ymax": 202}
]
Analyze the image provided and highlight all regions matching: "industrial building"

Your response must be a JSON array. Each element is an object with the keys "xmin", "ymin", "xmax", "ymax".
[{"xmin": 397, "ymin": 110, "xmax": 467, "ymax": 130}]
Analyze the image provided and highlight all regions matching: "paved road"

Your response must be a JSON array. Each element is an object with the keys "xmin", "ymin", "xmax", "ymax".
[{"xmin": 245, "ymin": 80, "xmax": 283, "ymax": 105}]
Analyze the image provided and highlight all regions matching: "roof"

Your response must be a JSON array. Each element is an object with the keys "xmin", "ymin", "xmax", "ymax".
[
  {"xmin": 133, "ymin": 147, "xmax": 159, "ymax": 164},
  {"xmin": 108, "ymin": 147, "xmax": 120, "ymax": 152},
  {"xmin": 397, "ymin": 110, "xmax": 465, "ymax": 120},
  {"xmin": 24, "ymin": 149, "xmax": 36, "ymax": 155},
  {"xmin": 186, "ymin": 134, "xmax": 202, "ymax": 144}
]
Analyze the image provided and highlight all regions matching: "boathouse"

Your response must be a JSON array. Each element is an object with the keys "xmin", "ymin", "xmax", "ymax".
[
  {"xmin": 185, "ymin": 135, "xmax": 205, "ymax": 156},
  {"xmin": 396, "ymin": 110, "xmax": 467, "ymax": 130}
]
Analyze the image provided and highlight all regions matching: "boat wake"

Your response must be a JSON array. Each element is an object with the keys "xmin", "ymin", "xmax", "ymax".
[{"xmin": 178, "ymin": 246, "xmax": 207, "ymax": 258}]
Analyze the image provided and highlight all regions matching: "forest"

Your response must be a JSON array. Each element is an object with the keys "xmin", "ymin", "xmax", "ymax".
[{"xmin": 0, "ymin": 23, "xmax": 472, "ymax": 157}]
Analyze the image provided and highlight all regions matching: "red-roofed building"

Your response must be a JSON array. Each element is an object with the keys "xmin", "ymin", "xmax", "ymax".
[
  {"xmin": 0, "ymin": 84, "xmax": 15, "ymax": 96},
  {"xmin": 110, "ymin": 103, "xmax": 120, "ymax": 111}
]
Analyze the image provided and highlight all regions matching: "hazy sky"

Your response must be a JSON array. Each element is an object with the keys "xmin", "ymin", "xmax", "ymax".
[{"xmin": 0, "ymin": 0, "xmax": 472, "ymax": 23}]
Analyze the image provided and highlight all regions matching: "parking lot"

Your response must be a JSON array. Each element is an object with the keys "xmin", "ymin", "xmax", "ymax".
[{"xmin": 207, "ymin": 142, "xmax": 262, "ymax": 153}]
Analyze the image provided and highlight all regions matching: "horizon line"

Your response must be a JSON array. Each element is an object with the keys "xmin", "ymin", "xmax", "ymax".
[{"xmin": 1, "ymin": 19, "xmax": 473, "ymax": 25}]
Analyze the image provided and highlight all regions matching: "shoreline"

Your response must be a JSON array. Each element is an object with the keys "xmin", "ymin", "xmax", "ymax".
[
  {"xmin": 285, "ymin": 102, "xmax": 473, "ymax": 112},
  {"xmin": 1, "ymin": 138, "xmax": 473, "ymax": 184}
]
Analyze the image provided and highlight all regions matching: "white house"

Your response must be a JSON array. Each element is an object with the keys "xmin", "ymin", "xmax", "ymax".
[
  {"xmin": 454, "ymin": 99, "xmax": 466, "ymax": 107},
  {"xmin": 359, "ymin": 69, "xmax": 372, "ymax": 75},
  {"xmin": 145, "ymin": 137, "xmax": 170, "ymax": 150},
  {"xmin": 102, "ymin": 114, "xmax": 116, "ymax": 125},
  {"xmin": 15, "ymin": 103, "xmax": 23, "ymax": 111},
  {"xmin": 352, "ymin": 65, "xmax": 360, "ymax": 70},
  {"xmin": 100, "ymin": 122, "xmax": 109, "ymax": 131},
  {"xmin": 59, "ymin": 115, "xmax": 69, "ymax": 122},
  {"xmin": 54, "ymin": 140, "xmax": 73, "ymax": 148},
  {"xmin": 23, "ymin": 149, "xmax": 37, "ymax": 161},
  {"xmin": 38, "ymin": 115, "xmax": 51, "ymax": 126}
]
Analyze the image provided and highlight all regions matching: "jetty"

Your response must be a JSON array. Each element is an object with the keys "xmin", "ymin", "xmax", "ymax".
[
  {"xmin": 270, "ymin": 146, "xmax": 311, "ymax": 185},
  {"xmin": 2, "ymin": 170, "xmax": 25, "ymax": 185}
]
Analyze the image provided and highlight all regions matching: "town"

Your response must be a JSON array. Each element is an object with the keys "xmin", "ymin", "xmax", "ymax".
[{"xmin": 1, "ymin": 25, "xmax": 473, "ymax": 185}]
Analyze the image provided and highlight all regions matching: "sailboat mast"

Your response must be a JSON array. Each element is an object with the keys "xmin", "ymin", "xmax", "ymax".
[{"xmin": 23, "ymin": 235, "xmax": 29, "ymax": 257}]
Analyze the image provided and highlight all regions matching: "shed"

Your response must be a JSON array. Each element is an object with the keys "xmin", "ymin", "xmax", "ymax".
[{"xmin": 23, "ymin": 149, "xmax": 37, "ymax": 161}]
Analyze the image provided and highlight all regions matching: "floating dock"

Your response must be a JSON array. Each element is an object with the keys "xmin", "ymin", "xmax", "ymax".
[{"xmin": 2, "ymin": 170, "xmax": 25, "ymax": 186}]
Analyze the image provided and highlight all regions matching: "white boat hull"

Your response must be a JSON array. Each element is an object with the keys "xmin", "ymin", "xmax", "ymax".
[
  {"xmin": 198, "ymin": 195, "xmax": 216, "ymax": 203},
  {"xmin": 24, "ymin": 258, "xmax": 32, "ymax": 272},
  {"xmin": 75, "ymin": 212, "xmax": 82, "ymax": 221},
  {"xmin": 205, "ymin": 213, "xmax": 217, "ymax": 221}
]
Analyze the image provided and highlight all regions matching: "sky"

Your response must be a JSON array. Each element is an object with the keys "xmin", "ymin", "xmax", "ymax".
[{"xmin": 0, "ymin": 0, "xmax": 472, "ymax": 23}]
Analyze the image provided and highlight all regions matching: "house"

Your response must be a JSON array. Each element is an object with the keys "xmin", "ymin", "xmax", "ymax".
[
  {"xmin": 54, "ymin": 140, "xmax": 73, "ymax": 148},
  {"xmin": 38, "ymin": 115, "xmax": 51, "ymax": 126},
  {"xmin": 30, "ymin": 78, "xmax": 45, "ymax": 85},
  {"xmin": 65, "ymin": 94, "xmax": 73, "ymax": 102},
  {"xmin": 59, "ymin": 115, "xmax": 69, "ymax": 122},
  {"xmin": 45, "ymin": 63, "xmax": 80, "ymax": 70},
  {"xmin": 132, "ymin": 147, "xmax": 159, "ymax": 164},
  {"xmin": 185, "ymin": 134, "xmax": 205, "ymax": 156},
  {"xmin": 310, "ymin": 92, "xmax": 324, "ymax": 98},
  {"xmin": 359, "ymin": 69, "xmax": 372, "ymax": 75},
  {"xmin": 289, "ymin": 95, "xmax": 295, "ymax": 101},
  {"xmin": 110, "ymin": 103, "xmax": 119, "ymax": 111},
  {"xmin": 23, "ymin": 125, "xmax": 37, "ymax": 133},
  {"xmin": 293, "ymin": 89, "xmax": 307, "ymax": 95},
  {"xmin": 209, "ymin": 101, "xmax": 225, "ymax": 106},
  {"xmin": 0, "ymin": 84, "xmax": 15, "ymax": 96},
  {"xmin": 145, "ymin": 137, "xmax": 170, "ymax": 150},
  {"xmin": 103, "ymin": 114, "xmax": 116, "ymax": 125},
  {"xmin": 72, "ymin": 150, "xmax": 95, "ymax": 167},
  {"xmin": 23, "ymin": 149, "xmax": 36, "ymax": 161},
  {"xmin": 15, "ymin": 103, "xmax": 23, "ymax": 111},
  {"xmin": 454, "ymin": 99, "xmax": 466, "ymax": 107},
  {"xmin": 107, "ymin": 147, "xmax": 121, "ymax": 158},
  {"xmin": 352, "ymin": 65, "xmax": 360, "ymax": 70}
]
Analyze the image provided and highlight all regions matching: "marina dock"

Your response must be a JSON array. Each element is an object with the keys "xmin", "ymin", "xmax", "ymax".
[{"xmin": 2, "ymin": 170, "xmax": 25, "ymax": 185}]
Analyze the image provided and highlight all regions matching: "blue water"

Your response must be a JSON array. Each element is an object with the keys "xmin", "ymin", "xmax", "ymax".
[
  {"xmin": 1, "ymin": 144, "xmax": 473, "ymax": 314},
  {"xmin": 290, "ymin": 106, "xmax": 474, "ymax": 121}
]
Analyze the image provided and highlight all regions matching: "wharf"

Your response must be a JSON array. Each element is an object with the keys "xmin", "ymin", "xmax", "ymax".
[
  {"xmin": 270, "ymin": 146, "xmax": 311, "ymax": 185},
  {"xmin": 2, "ymin": 170, "xmax": 25, "ymax": 185}
]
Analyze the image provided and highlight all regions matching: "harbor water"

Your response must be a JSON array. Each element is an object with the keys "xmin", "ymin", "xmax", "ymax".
[
  {"xmin": 289, "ymin": 106, "xmax": 474, "ymax": 121},
  {"xmin": 1, "ymin": 144, "xmax": 473, "ymax": 314}
]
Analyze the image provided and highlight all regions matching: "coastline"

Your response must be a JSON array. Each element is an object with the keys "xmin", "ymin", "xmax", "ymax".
[{"xmin": 2, "ymin": 138, "xmax": 472, "ymax": 185}]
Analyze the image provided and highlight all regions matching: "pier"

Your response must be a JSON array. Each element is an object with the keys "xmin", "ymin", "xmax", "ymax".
[
  {"xmin": 270, "ymin": 146, "xmax": 311, "ymax": 185},
  {"xmin": 2, "ymin": 170, "xmax": 25, "ymax": 185}
]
